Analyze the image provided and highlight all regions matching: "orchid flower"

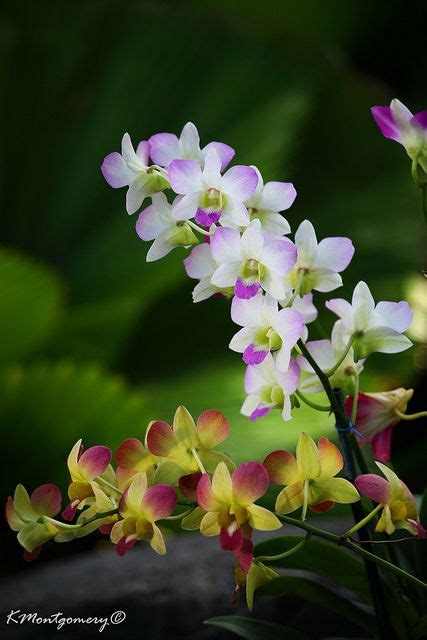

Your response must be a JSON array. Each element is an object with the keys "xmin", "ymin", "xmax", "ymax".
[
  {"xmin": 184, "ymin": 242, "xmax": 233, "ymax": 302},
  {"xmin": 210, "ymin": 219, "xmax": 297, "ymax": 300},
  {"xmin": 115, "ymin": 436, "xmax": 159, "ymax": 489},
  {"xmin": 110, "ymin": 472, "xmax": 177, "ymax": 556},
  {"xmin": 184, "ymin": 462, "xmax": 280, "ymax": 570},
  {"xmin": 326, "ymin": 281, "xmax": 413, "ymax": 360},
  {"xmin": 146, "ymin": 406, "xmax": 233, "ymax": 484},
  {"xmin": 264, "ymin": 433, "xmax": 359, "ymax": 517},
  {"xmin": 149, "ymin": 121, "xmax": 235, "ymax": 171},
  {"xmin": 240, "ymin": 166, "xmax": 295, "ymax": 233},
  {"xmin": 245, "ymin": 561, "xmax": 280, "ymax": 611},
  {"xmin": 229, "ymin": 292, "xmax": 305, "ymax": 370},
  {"xmin": 372, "ymin": 99, "xmax": 427, "ymax": 173},
  {"xmin": 241, "ymin": 353, "xmax": 300, "ymax": 421},
  {"xmin": 297, "ymin": 322, "xmax": 364, "ymax": 395},
  {"xmin": 286, "ymin": 220, "xmax": 354, "ymax": 296},
  {"xmin": 5, "ymin": 484, "xmax": 77, "ymax": 560},
  {"xmin": 101, "ymin": 134, "xmax": 168, "ymax": 214},
  {"xmin": 345, "ymin": 388, "xmax": 414, "ymax": 463},
  {"xmin": 62, "ymin": 440, "xmax": 112, "ymax": 521},
  {"xmin": 136, "ymin": 193, "xmax": 199, "ymax": 262},
  {"xmin": 355, "ymin": 462, "xmax": 425, "ymax": 537},
  {"xmin": 168, "ymin": 147, "xmax": 258, "ymax": 227}
]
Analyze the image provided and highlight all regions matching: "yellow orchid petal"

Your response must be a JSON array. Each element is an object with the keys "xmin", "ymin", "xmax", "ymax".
[
  {"xmin": 375, "ymin": 462, "xmax": 401, "ymax": 499},
  {"xmin": 389, "ymin": 500, "xmax": 407, "ymax": 522},
  {"xmin": 125, "ymin": 472, "xmax": 147, "ymax": 515},
  {"xmin": 181, "ymin": 507, "xmax": 206, "ymax": 531},
  {"xmin": 375, "ymin": 505, "xmax": 395, "ymax": 535},
  {"xmin": 150, "ymin": 523, "xmax": 166, "ymax": 555},
  {"xmin": 310, "ymin": 478, "xmax": 360, "ymax": 505},
  {"xmin": 212, "ymin": 461, "xmax": 233, "ymax": 504},
  {"xmin": 67, "ymin": 439, "xmax": 83, "ymax": 481},
  {"xmin": 5, "ymin": 497, "xmax": 25, "ymax": 531},
  {"xmin": 13, "ymin": 485, "xmax": 38, "ymax": 523},
  {"xmin": 200, "ymin": 511, "xmax": 221, "ymax": 536},
  {"xmin": 247, "ymin": 505, "xmax": 282, "ymax": 531},
  {"xmin": 90, "ymin": 481, "xmax": 115, "ymax": 512},
  {"xmin": 246, "ymin": 562, "xmax": 279, "ymax": 611},
  {"xmin": 318, "ymin": 438, "xmax": 343, "ymax": 479},
  {"xmin": 275, "ymin": 481, "xmax": 304, "ymax": 514},
  {"xmin": 110, "ymin": 520, "xmax": 125, "ymax": 544},
  {"xmin": 201, "ymin": 449, "xmax": 235, "ymax": 474},
  {"xmin": 154, "ymin": 460, "xmax": 187, "ymax": 485},
  {"xmin": 173, "ymin": 405, "xmax": 199, "ymax": 448},
  {"xmin": 17, "ymin": 522, "xmax": 54, "ymax": 553},
  {"xmin": 296, "ymin": 432, "xmax": 321, "ymax": 480},
  {"xmin": 68, "ymin": 481, "xmax": 93, "ymax": 502}
]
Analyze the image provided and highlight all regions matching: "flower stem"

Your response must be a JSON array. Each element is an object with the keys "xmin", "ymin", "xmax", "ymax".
[
  {"xmin": 295, "ymin": 389, "xmax": 332, "ymax": 412},
  {"xmin": 186, "ymin": 220, "xmax": 214, "ymax": 237},
  {"xmin": 95, "ymin": 477, "xmax": 123, "ymax": 495},
  {"xmin": 324, "ymin": 334, "xmax": 356, "ymax": 377},
  {"xmin": 165, "ymin": 508, "xmax": 193, "ymax": 521},
  {"xmin": 79, "ymin": 508, "xmax": 119, "ymax": 526},
  {"xmin": 394, "ymin": 408, "xmax": 427, "ymax": 420},
  {"xmin": 342, "ymin": 503, "xmax": 383, "ymax": 537},
  {"xmin": 301, "ymin": 479, "xmax": 309, "ymax": 521},
  {"xmin": 277, "ymin": 514, "xmax": 427, "ymax": 592},
  {"xmin": 296, "ymin": 340, "xmax": 343, "ymax": 418},
  {"xmin": 255, "ymin": 532, "xmax": 311, "ymax": 563},
  {"xmin": 284, "ymin": 270, "xmax": 304, "ymax": 307},
  {"xmin": 350, "ymin": 372, "xmax": 360, "ymax": 425},
  {"xmin": 191, "ymin": 447, "xmax": 206, "ymax": 474}
]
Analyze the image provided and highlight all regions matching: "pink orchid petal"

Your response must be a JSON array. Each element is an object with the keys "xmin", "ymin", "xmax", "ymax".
[
  {"xmin": 146, "ymin": 421, "xmax": 175, "ymax": 457},
  {"xmin": 62, "ymin": 502, "xmax": 78, "ymax": 522},
  {"xmin": 235, "ymin": 278, "xmax": 260, "ymax": 299},
  {"xmin": 168, "ymin": 159, "xmax": 204, "ymax": 194},
  {"xmin": 203, "ymin": 142, "xmax": 235, "ymax": 171},
  {"xmin": 99, "ymin": 523, "xmax": 114, "ymax": 535},
  {"xmin": 101, "ymin": 152, "xmax": 135, "ymax": 188},
  {"xmin": 31, "ymin": 484, "xmax": 62, "ymax": 518},
  {"xmin": 179, "ymin": 472, "xmax": 202, "ymax": 501},
  {"xmin": 24, "ymin": 545, "xmax": 43, "ymax": 562},
  {"xmin": 116, "ymin": 438, "xmax": 147, "ymax": 469},
  {"xmin": 197, "ymin": 410, "xmax": 229, "ymax": 449},
  {"xmin": 222, "ymin": 165, "xmax": 258, "ymax": 201},
  {"xmin": 232, "ymin": 462, "xmax": 269, "ymax": 506},
  {"xmin": 211, "ymin": 226, "xmax": 242, "ymax": 264},
  {"xmin": 148, "ymin": 132, "xmax": 180, "ymax": 166},
  {"xmin": 243, "ymin": 344, "xmax": 268, "ymax": 365},
  {"xmin": 264, "ymin": 450, "xmax": 299, "ymax": 485},
  {"xmin": 371, "ymin": 106, "xmax": 402, "ymax": 142},
  {"xmin": 78, "ymin": 446, "xmax": 112, "ymax": 481},
  {"xmin": 196, "ymin": 473, "xmax": 216, "ymax": 511},
  {"xmin": 116, "ymin": 536, "xmax": 136, "ymax": 556},
  {"xmin": 262, "ymin": 238, "xmax": 297, "ymax": 276},
  {"xmin": 234, "ymin": 537, "xmax": 253, "ymax": 574},
  {"xmin": 184, "ymin": 244, "xmax": 216, "ymax": 279},
  {"xmin": 220, "ymin": 526, "xmax": 243, "ymax": 551},
  {"xmin": 414, "ymin": 110, "xmax": 427, "ymax": 129},
  {"xmin": 374, "ymin": 301, "xmax": 413, "ymax": 333},
  {"xmin": 250, "ymin": 404, "xmax": 272, "ymax": 421},
  {"xmin": 309, "ymin": 500, "xmax": 335, "ymax": 513},
  {"xmin": 355, "ymin": 474, "xmax": 392, "ymax": 504},
  {"xmin": 142, "ymin": 484, "xmax": 178, "ymax": 521},
  {"xmin": 371, "ymin": 426, "xmax": 393, "ymax": 463}
]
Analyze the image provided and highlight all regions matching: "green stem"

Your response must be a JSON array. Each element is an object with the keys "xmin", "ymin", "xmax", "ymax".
[
  {"xmin": 295, "ymin": 389, "xmax": 332, "ymax": 412},
  {"xmin": 324, "ymin": 334, "xmax": 356, "ymax": 377},
  {"xmin": 277, "ymin": 515, "xmax": 427, "ymax": 592},
  {"xmin": 186, "ymin": 219, "xmax": 214, "ymax": 237},
  {"xmin": 301, "ymin": 479, "xmax": 309, "ymax": 521},
  {"xmin": 284, "ymin": 270, "xmax": 304, "ymax": 307},
  {"xmin": 255, "ymin": 533, "xmax": 311, "ymax": 563},
  {"xmin": 343, "ymin": 504, "xmax": 382, "ymax": 537},
  {"xmin": 95, "ymin": 477, "xmax": 123, "ymax": 495},
  {"xmin": 165, "ymin": 508, "xmax": 193, "ymax": 521},
  {"xmin": 191, "ymin": 447, "xmax": 206, "ymax": 474},
  {"xmin": 79, "ymin": 508, "xmax": 119, "ymax": 526},
  {"xmin": 394, "ymin": 409, "xmax": 427, "ymax": 421},
  {"xmin": 350, "ymin": 372, "xmax": 359, "ymax": 425},
  {"xmin": 297, "ymin": 340, "xmax": 343, "ymax": 418}
]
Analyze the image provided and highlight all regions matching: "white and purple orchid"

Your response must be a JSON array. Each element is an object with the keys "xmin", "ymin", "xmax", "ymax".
[
  {"xmin": 372, "ymin": 99, "xmax": 427, "ymax": 172},
  {"xmin": 136, "ymin": 193, "xmax": 198, "ymax": 262},
  {"xmin": 184, "ymin": 241, "xmax": 232, "ymax": 302},
  {"xmin": 238, "ymin": 167, "xmax": 295, "ymax": 233},
  {"xmin": 326, "ymin": 281, "xmax": 413, "ymax": 361},
  {"xmin": 210, "ymin": 219, "xmax": 297, "ymax": 300},
  {"xmin": 149, "ymin": 121, "xmax": 235, "ymax": 171},
  {"xmin": 101, "ymin": 134, "xmax": 168, "ymax": 215},
  {"xmin": 241, "ymin": 353, "xmax": 300, "ymax": 422},
  {"xmin": 286, "ymin": 220, "xmax": 355, "ymax": 296},
  {"xmin": 168, "ymin": 147, "xmax": 258, "ymax": 227},
  {"xmin": 229, "ymin": 292, "xmax": 305, "ymax": 371}
]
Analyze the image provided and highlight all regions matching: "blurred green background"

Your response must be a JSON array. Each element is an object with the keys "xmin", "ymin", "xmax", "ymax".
[{"xmin": 1, "ymin": 0, "xmax": 426, "ymax": 567}]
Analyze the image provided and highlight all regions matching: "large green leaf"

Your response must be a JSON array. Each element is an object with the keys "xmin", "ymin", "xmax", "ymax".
[
  {"xmin": 0, "ymin": 248, "xmax": 63, "ymax": 365},
  {"xmin": 258, "ymin": 576, "xmax": 376, "ymax": 634},
  {"xmin": 254, "ymin": 536, "xmax": 370, "ymax": 602},
  {"xmin": 205, "ymin": 616, "xmax": 310, "ymax": 640}
]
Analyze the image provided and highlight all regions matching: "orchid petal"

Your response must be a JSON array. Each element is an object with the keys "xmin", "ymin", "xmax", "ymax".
[
  {"xmin": 275, "ymin": 481, "xmax": 304, "ymax": 514},
  {"xmin": 296, "ymin": 432, "xmax": 320, "ymax": 479},
  {"xmin": 101, "ymin": 152, "xmax": 135, "ymax": 188},
  {"xmin": 148, "ymin": 132, "xmax": 180, "ymax": 166},
  {"xmin": 179, "ymin": 122, "xmax": 201, "ymax": 159},
  {"xmin": 247, "ymin": 504, "xmax": 281, "ymax": 530},
  {"xmin": 355, "ymin": 474, "xmax": 392, "ymax": 504},
  {"xmin": 150, "ymin": 522, "xmax": 167, "ymax": 555},
  {"xmin": 231, "ymin": 292, "xmax": 265, "ymax": 327},
  {"xmin": 260, "ymin": 181, "xmax": 296, "ymax": 212},
  {"xmin": 318, "ymin": 438, "xmax": 343, "ymax": 478},
  {"xmin": 142, "ymin": 484, "xmax": 177, "ymax": 521},
  {"xmin": 203, "ymin": 142, "xmax": 235, "ymax": 171},
  {"xmin": 316, "ymin": 237, "xmax": 354, "ymax": 272},
  {"xmin": 212, "ymin": 462, "xmax": 233, "ymax": 503},
  {"xmin": 146, "ymin": 421, "xmax": 175, "ymax": 457},
  {"xmin": 78, "ymin": 446, "xmax": 111, "ymax": 481},
  {"xmin": 263, "ymin": 450, "xmax": 299, "ymax": 485},
  {"xmin": 232, "ymin": 462, "xmax": 269, "ymax": 506},
  {"xmin": 222, "ymin": 165, "xmax": 258, "ymax": 201},
  {"xmin": 371, "ymin": 106, "xmax": 402, "ymax": 142},
  {"xmin": 197, "ymin": 473, "xmax": 218, "ymax": 511},
  {"xmin": 200, "ymin": 511, "xmax": 221, "ymax": 536},
  {"xmin": 116, "ymin": 438, "xmax": 154, "ymax": 472},
  {"xmin": 373, "ymin": 301, "xmax": 413, "ymax": 333},
  {"xmin": 311, "ymin": 478, "xmax": 359, "ymax": 504},
  {"xmin": 197, "ymin": 410, "xmax": 229, "ymax": 449},
  {"xmin": 168, "ymin": 159, "xmax": 204, "ymax": 194},
  {"xmin": 241, "ymin": 219, "xmax": 263, "ymax": 259},
  {"xmin": 211, "ymin": 226, "xmax": 242, "ymax": 263},
  {"xmin": 31, "ymin": 484, "xmax": 62, "ymax": 518},
  {"xmin": 184, "ymin": 244, "xmax": 216, "ymax": 279}
]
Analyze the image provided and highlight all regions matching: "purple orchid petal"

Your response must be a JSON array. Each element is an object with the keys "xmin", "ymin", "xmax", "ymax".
[
  {"xmin": 371, "ymin": 426, "xmax": 393, "ymax": 463},
  {"xmin": 195, "ymin": 207, "xmax": 222, "ymax": 226},
  {"xmin": 371, "ymin": 106, "xmax": 402, "ymax": 142},
  {"xmin": 222, "ymin": 165, "xmax": 258, "ymax": 201},
  {"xmin": 101, "ymin": 152, "xmax": 135, "ymax": 188},
  {"xmin": 148, "ymin": 133, "xmax": 180, "ymax": 166},
  {"xmin": 413, "ymin": 110, "xmax": 427, "ymax": 129},
  {"xmin": 235, "ymin": 278, "xmax": 260, "ymax": 299},
  {"xmin": 203, "ymin": 142, "xmax": 235, "ymax": 171},
  {"xmin": 250, "ymin": 404, "xmax": 272, "ymax": 421},
  {"xmin": 62, "ymin": 502, "xmax": 78, "ymax": 522},
  {"xmin": 210, "ymin": 226, "xmax": 242, "ymax": 263},
  {"xmin": 168, "ymin": 159, "xmax": 204, "ymax": 194},
  {"xmin": 116, "ymin": 536, "xmax": 136, "ymax": 557},
  {"xmin": 243, "ymin": 344, "xmax": 268, "ymax": 365}
]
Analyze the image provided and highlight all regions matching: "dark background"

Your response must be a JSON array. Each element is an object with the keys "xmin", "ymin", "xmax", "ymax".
[{"xmin": 0, "ymin": 0, "xmax": 426, "ymax": 589}]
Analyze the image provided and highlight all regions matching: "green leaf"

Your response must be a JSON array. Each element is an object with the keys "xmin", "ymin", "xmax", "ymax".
[
  {"xmin": 205, "ymin": 616, "xmax": 310, "ymax": 640},
  {"xmin": 258, "ymin": 576, "xmax": 376, "ymax": 634},
  {"xmin": 254, "ymin": 536, "xmax": 370, "ymax": 602},
  {"xmin": 0, "ymin": 361, "xmax": 148, "ymax": 497},
  {"xmin": 0, "ymin": 248, "xmax": 63, "ymax": 364}
]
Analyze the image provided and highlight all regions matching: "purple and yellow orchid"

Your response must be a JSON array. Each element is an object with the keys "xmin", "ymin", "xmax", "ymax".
[
  {"xmin": 136, "ymin": 192, "xmax": 198, "ymax": 262},
  {"xmin": 101, "ymin": 134, "xmax": 168, "ymax": 214},
  {"xmin": 149, "ymin": 121, "xmax": 235, "ymax": 171},
  {"xmin": 345, "ymin": 388, "xmax": 414, "ymax": 462},
  {"xmin": 62, "ymin": 439, "xmax": 112, "ymax": 521},
  {"xmin": 286, "ymin": 220, "xmax": 354, "ymax": 296},
  {"xmin": 355, "ymin": 462, "xmax": 425, "ymax": 538},
  {"xmin": 230, "ymin": 292, "xmax": 305, "ymax": 370},
  {"xmin": 326, "ymin": 281, "xmax": 413, "ymax": 361},
  {"xmin": 5, "ymin": 484, "xmax": 78, "ymax": 560},
  {"xmin": 372, "ymin": 99, "xmax": 427, "ymax": 173},
  {"xmin": 169, "ymin": 147, "xmax": 257, "ymax": 227},
  {"xmin": 110, "ymin": 472, "xmax": 177, "ymax": 556},
  {"xmin": 241, "ymin": 353, "xmax": 300, "ymax": 421},
  {"xmin": 115, "ymin": 435, "xmax": 159, "ymax": 490},
  {"xmin": 210, "ymin": 219, "xmax": 297, "ymax": 300},
  {"xmin": 264, "ymin": 433, "xmax": 359, "ymax": 517},
  {"xmin": 146, "ymin": 406, "xmax": 234, "ymax": 484}
]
